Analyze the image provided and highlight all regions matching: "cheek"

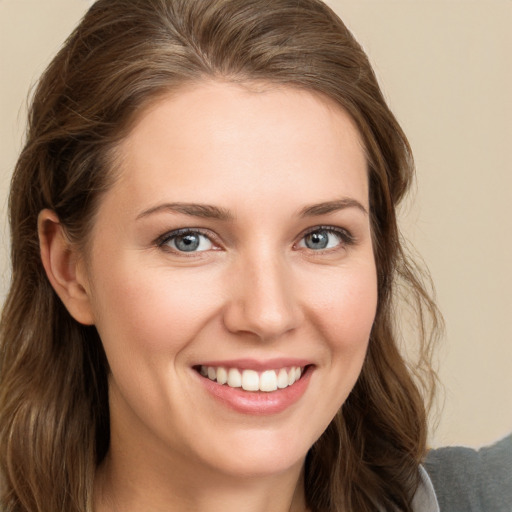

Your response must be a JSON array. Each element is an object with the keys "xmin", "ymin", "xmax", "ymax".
[
  {"xmin": 294, "ymin": 261, "xmax": 377, "ymax": 439},
  {"xmin": 304, "ymin": 261, "xmax": 378, "ymax": 352},
  {"xmin": 88, "ymin": 261, "xmax": 220, "ymax": 355}
]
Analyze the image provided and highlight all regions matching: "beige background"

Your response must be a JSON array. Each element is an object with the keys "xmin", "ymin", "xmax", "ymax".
[{"xmin": 1, "ymin": 0, "xmax": 511, "ymax": 448}]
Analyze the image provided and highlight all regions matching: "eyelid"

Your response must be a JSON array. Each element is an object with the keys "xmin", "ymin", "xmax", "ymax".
[
  {"xmin": 295, "ymin": 225, "xmax": 355, "ymax": 250},
  {"xmin": 156, "ymin": 228, "xmax": 221, "ymax": 252},
  {"xmin": 154, "ymin": 225, "xmax": 355, "ymax": 254},
  {"xmin": 301, "ymin": 225, "xmax": 354, "ymax": 240}
]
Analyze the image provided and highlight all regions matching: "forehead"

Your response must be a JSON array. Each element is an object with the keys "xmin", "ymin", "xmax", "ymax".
[{"xmin": 108, "ymin": 81, "xmax": 369, "ymax": 216}]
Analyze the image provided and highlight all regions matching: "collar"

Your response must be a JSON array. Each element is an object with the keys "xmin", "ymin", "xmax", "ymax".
[{"xmin": 412, "ymin": 465, "xmax": 440, "ymax": 512}]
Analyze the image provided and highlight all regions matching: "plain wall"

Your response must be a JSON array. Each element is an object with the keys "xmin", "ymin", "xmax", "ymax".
[{"xmin": 1, "ymin": 0, "xmax": 511, "ymax": 448}]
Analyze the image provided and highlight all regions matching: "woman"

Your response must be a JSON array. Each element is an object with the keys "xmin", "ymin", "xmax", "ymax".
[{"xmin": 0, "ymin": 0, "xmax": 441, "ymax": 511}]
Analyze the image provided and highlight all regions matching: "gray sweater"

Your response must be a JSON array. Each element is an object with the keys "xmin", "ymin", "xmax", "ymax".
[{"xmin": 424, "ymin": 433, "xmax": 512, "ymax": 512}]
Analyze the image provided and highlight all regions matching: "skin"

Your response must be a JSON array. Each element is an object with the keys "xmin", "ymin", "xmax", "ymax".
[{"xmin": 39, "ymin": 81, "xmax": 378, "ymax": 512}]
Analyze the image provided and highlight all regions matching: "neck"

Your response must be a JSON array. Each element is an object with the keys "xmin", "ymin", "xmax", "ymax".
[{"xmin": 94, "ymin": 446, "xmax": 308, "ymax": 512}]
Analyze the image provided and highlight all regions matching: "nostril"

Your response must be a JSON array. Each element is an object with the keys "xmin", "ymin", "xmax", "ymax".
[
  {"xmin": 221, "ymin": 262, "xmax": 302, "ymax": 339},
  {"xmin": 222, "ymin": 302, "xmax": 301, "ymax": 341}
]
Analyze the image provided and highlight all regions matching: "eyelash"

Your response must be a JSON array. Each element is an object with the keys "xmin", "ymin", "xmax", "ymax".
[
  {"xmin": 156, "ymin": 228, "xmax": 218, "ymax": 253},
  {"xmin": 296, "ymin": 225, "xmax": 355, "ymax": 252},
  {"xmin": 156, "ymin": 225, "xmax": 355, "ymax": 254}
]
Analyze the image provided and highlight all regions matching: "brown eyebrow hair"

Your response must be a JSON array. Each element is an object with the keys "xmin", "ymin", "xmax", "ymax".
[
  {"xmin": 136, "ymin": 202, "xmax": 234, "ymax": 221},
  {"xmin": 299, "ymin": 198, "xmax": 368, "ymax": 217},
  {"xmin": 136, "ymin": 197, "xmax": 367, "ymax": 222}
]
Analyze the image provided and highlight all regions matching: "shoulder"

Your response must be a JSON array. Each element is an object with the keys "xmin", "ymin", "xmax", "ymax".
[{"xmin": 424, "ymin": 433, "xmax": 512, "ymax": 512}]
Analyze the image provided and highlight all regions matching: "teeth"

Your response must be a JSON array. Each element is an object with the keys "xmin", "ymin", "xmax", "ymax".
[
  {"xmin": 200, "ymin": 365, "xmax": 304, "ymax": 392},
  {"xmin": 277, "ymin": 368, "xmax": 289, "ymax": 389},
  {"xmin": 242, "ymin": 370, "xmax": 259, "ymax": 391},
  {"xmin": 227, "ymin": 368, "xmax": 242, "ymax": 388},
  {"xmin": 216, "ymin": 366, "xmax": 228, "ymax": 385},
  {"xmin": 260, "ymin": 370, "xmax": 277, "ymax": 392}
]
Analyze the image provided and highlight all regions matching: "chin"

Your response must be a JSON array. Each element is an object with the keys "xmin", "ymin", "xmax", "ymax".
[{"xmin": 190, "ymin": 428, "xmax": 312, "ymax": 479}]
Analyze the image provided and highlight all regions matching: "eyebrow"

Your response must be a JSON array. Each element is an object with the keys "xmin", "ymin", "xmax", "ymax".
[
  {"xmin": 299, "ymin": 198, "xmax": 368, "ymax": 217},
  {"xmin": 136, "ymin": 197, "xmax": 367, "ymax": 222},
  {"xmin": 136, "ymin": 202, "xmax": 234, "ymax": 221}
]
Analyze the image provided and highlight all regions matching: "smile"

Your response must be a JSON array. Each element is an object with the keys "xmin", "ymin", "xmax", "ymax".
[
  {"xmin": 194, "ymin": 361, "xmax": 314, "ymax": 415},
  {"xmin": 199, "ymin": 365, "xmax": 304, "ymax": 392}
]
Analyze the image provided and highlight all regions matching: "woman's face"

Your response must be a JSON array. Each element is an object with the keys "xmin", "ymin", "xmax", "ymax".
[{"xmin": 80, "ymin": 81, "xmax": 377, "ymax": 479}]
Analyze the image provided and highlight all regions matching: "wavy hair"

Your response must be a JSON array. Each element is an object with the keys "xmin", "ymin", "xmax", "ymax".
[{"xmin": 0, "ymin": 1, "xmax": 441, "ymax": 510}]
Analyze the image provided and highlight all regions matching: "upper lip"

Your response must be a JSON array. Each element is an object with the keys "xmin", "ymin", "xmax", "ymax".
[{"xmin": 194, "ymin": 358, "xmax": 312, "ymax": 371}]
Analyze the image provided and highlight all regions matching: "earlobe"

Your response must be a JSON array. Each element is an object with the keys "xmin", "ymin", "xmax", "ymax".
[{"xmin": 38, "ymin": 209, "xmax": 95, "ymax": 325}]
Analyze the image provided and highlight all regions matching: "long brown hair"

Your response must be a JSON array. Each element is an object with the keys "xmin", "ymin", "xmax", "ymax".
[{"xmin": 0, "ymin": 1, "xmax": 441, "ymax": 510}]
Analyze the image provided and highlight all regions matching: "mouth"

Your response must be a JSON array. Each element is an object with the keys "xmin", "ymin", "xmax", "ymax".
[
  {"xmin": 194, "ymin": 365, "xmax": 307, "ymax": 392},
  {"xmin": 193, "ymin": 361, "xmax": 314, "ymax": 415},
  {"xmin": 192, "ymin": 358, "xmax": 314, "ymax": 414}
]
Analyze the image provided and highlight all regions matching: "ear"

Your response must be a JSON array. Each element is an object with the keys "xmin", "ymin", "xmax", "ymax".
[{"xmin": 38, "ymin": 209, "xmax": 95, "ymax": 325}]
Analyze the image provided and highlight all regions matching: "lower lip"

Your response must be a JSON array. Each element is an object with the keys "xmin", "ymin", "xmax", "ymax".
[{"xmin": 196, "ymin": 366, "xmax": 313, "ymax": 415}]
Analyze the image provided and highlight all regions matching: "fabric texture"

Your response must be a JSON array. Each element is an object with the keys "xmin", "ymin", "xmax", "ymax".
[
  {"xmin": 412, "ymin": 466, "xmax": 440, "ymax": 512},
  {"xmin": 425, "ymin": 433, "xmax": 512, "ymax": 512}
]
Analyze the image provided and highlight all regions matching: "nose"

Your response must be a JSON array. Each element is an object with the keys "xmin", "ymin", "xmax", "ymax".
[{"xmin": 222, "ymin": 253, "xmax": 303, "ymax": 341}]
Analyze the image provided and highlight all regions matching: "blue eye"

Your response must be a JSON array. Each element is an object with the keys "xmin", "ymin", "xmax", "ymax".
[
  {"xmin": 298, "ymin": 228, "xmax": 349, "ymax": 251},
  {"xmin": 160, "ymin": 230, "xmax": 214, "ymax": 252}
]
